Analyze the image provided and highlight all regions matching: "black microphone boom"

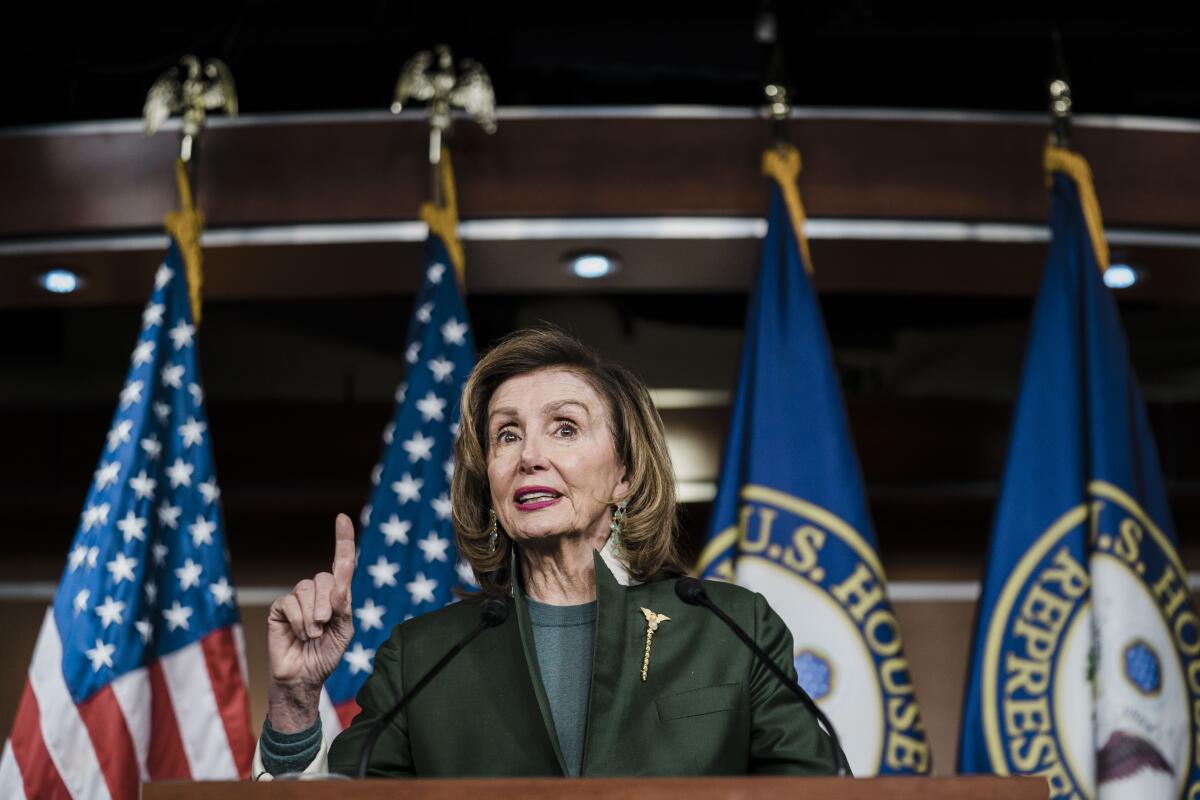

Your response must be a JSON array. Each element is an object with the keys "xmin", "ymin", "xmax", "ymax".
[
  {"xmin": 674, "ymin": 576, "xmax": 852, "ymax": 777},
  {"xmin": 355, "ymin": 596, "xmax": 509, "ymax": 779}
]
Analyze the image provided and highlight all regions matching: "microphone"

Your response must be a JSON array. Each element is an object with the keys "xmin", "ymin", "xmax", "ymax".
[
  {"xmin": 355, "ymin": 595, "xmax": 509, "ymax": 778},
  {"xmin": 674, "ymin": 576, "xmax": 852, "ymax": 777}
]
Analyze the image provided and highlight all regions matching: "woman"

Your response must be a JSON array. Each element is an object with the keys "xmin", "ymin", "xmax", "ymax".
[{"xmin": 254, "ymin": 328, "xmax": 837, "ymax": 778}]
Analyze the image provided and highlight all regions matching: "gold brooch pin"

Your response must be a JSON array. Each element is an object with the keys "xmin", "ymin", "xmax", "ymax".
[{"xmin": 639, "ymin": 607, "xmax": 671, "ymax": 682}]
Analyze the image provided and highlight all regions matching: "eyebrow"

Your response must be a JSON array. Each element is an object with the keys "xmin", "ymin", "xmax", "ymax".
[
  {"xmin": 487, "ymin": 399, "xmax": 591, "ymax": 423},
  {"xmin": 543, "ymin": 399, "xmax": 590, "ymax": 416}
]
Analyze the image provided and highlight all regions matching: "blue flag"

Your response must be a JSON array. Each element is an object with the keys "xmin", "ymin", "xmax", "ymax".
[
  {"xmin": 958, "ymin": 147, "xmax": 1199, "ymax": 799},
  {"xmin": 321, "ymin": 203, "xmax": 477, "ymax": 733},
  {"xmin": 696, "ymin": 146, "xmax": 930, "ymax": 776}
]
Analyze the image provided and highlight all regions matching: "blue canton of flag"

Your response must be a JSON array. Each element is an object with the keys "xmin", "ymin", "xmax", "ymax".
[
  {"xmin": 0, "ymin": 240, "xmax": 253, "ymax": 800},
  {"xmin": 321, "ymin": 231, "xmax": 476, "ymax": 729},
  {"xmin": 958, "ymin": 148, "xmax": 1199, "ymax": 800},
  {"xmin": 695, "ymin": 147, "xmax": 930, "ymax": 776}
]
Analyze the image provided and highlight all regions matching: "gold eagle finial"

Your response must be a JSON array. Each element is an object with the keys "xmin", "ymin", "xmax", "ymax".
[
  {"xmin": 391, "ymin": 44, "xmax": 496, "ymax": 173},
  {"xmin": 143, "ymin": 55, "xmax": 238, "ymax": 162}
]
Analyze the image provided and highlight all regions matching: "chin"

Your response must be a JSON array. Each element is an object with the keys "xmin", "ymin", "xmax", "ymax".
[{"xmin": 512, "ymin": 526, "xmax": 568, "ymax": 543}]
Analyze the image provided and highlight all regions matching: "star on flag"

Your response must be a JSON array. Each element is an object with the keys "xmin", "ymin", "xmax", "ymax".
[
  {"xmin": 344, "ymin": 643, "xmax": 375, "ymax": 675},
  {"xmin": 106, "ymin": 553, "xmax": 138, "ymax": 584},
  {"xmin": 175, "ymin": 559, "xmax": 203, "ymax": 591},
  {"xmin": 416, "ymin": 391, "xmax": 447, "ymax": 423},
  {"xmin": 95, "ymin": 596, "xmax": 126, "ymax": 628},
  {"xmin": 154, "ymin": 264, "xmax": 174, "ymax": 290},
  {"xmin": 119, "ymin": 380, "xmax": 144, "ymax": 409},
  {"xmin": 405, "ymin": 572, "xmax": 438, "ymax": 605},
  {"xmin": 380, "ymin": 515, "xmax": 412, "ymax": 546},
  {"xmin": 403, "ymin": 431, "xmax": 435, "ymax": 463},
  {"xmin": 107, "ymin": 420, "xmax": 133, "ymax": 452},
  {"xmin": 140, "ymin": 434, "xmax": 163, "ymax": 460},
  {"xmin": 85, "ymin": 639, "xmax": 116, "ymax": 672},
  {"xmin": 168, "ymin": 319, "xmax": 196, "ymax": 350},
  {"xmin": 440, "ymin": 318, "xmax": 468, "ymax": 346},
  {"xmin": 158, "ymin": 502, "xmax": 182, "ymax": 529},
  {"xmin": 198, "ymin": 478, "xmax": 220, "ymax": 505},
  {"xmin": 417, "ymin": 532, "xmax": 450, "ymax": 563},
  {"xmin": 161, "ymin": 363, "xmax": 185, "ymax": 389},
  {"xmin": 428, "ymin": 357, "xmax": 454, "ymax": 383},
  {"xmin": 82, "ymin": 503, "xmax": 111, "ymax": 532},
  {"xmin": 367, "ymin": 556, "xmax": 400, "ymax": 589},
  {"xmin": 163, "ymin": 600, "xmax": 193, "ymax": 631},
  {"xmin": 209, "ymin": 577, "xmax": 235, "ymax": 607},
  {"xmin": 178, "ymin": 416, "xmax": 207, "ymax": 448},
  {"xmin": 431, "ymin": 493, "xmax": 452, "ymax": 521},
  {"xmin": 128, "ymin": 470, "xmax": 157, "ymax": 500},
  {"xmin": 392, "ymin": 473, "xmax": 423, "ymax": 504},
  {"xmin": 116, "ymin": 511, "xmax": 147, "ymax": 543},
  {"xmin": 188, "ymin": 515, "xmax": 216, "ymax": 547},
  {"xmin": 355, "ymin": 598, "xmax": 386, "ymax": 631},
  {"xmin": 142, "ymin": 303, "xmax": 165, "ymax": 328},
  {"xmin": 94, "ymin": 461, "xmax": 121, "ymax": 490},
  {"xmin": 166, "ymin": 458, "xmax": 194, "ymax": 488},
  {"xmin": 132, "ymin": 339, "xmax": 156, "ymax": 366}
]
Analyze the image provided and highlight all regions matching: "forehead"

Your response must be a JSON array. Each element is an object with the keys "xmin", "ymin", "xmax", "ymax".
[{"xmin": 488, "ymin": 367, "xmax": 607, "ymax": 417}]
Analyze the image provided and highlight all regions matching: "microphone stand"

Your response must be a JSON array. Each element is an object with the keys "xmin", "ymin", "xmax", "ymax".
[
  {"xmin": 675, "ymin": 577, "xmax": 852, "ymax": 776},
  {"xmin": 356, "ymin": 597, "xmax": 508, "ymax": 778}
]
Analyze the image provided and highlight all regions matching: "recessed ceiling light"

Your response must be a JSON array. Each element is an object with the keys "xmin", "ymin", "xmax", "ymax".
[
  {"xmin": 1103, "ymin": 263, "xmax": 1141, "ymax": 290},
  {"xmin": 37, "ymin": 268, "xmax": 85, "ymax": 294},
  {"xmin": 564, "ymin": 251, "xmax": 619, "ymax": 279}
]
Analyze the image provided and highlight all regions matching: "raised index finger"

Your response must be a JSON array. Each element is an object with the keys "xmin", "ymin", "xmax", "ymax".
[{"xmin": 331, "ymin": 513, "xmax": 356, "ymax": 594}]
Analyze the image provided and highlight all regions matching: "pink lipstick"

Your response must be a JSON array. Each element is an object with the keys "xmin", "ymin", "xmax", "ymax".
[{"xmin": 514, "ymin": 485, "xmax": 563, "ymax": 511}]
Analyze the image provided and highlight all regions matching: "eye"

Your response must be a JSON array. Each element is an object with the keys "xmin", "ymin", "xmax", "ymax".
[
  {"xmin": 494, "ymin": 427, "xmax": 519, "ymax": 444},
  {"xmin": 555, "ymin": 421, "xmax": 579, "ymax": 438}
]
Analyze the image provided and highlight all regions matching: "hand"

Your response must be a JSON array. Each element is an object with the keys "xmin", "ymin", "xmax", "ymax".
[{"xmin": 266, "ymin": 513, "xmax": 356, "ymax": 732}]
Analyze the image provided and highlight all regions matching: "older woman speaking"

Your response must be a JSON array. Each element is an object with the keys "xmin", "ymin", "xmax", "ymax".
[{"xmin": 254, "ymin": 328, "xmax": 838, "ymax": 778}]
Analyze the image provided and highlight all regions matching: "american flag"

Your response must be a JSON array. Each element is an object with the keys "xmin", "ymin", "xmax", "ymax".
[
  {"xmin": 319, "ymin": 228, "xmax": 477, "ymax": 735},
  {"xmin": 0, "ymin": 241, "xmax": 254, "ymax": 799}
]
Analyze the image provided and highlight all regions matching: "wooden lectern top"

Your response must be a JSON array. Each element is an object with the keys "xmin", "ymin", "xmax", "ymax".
[{"xmin": 145, "ymin": 775, "xmax": 1047, "ymax": 800}]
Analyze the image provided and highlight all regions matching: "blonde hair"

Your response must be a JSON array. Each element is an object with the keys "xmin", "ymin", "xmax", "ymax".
[{"xmin": 452, "ymin": 327, "xmax": 684, "ymax": 595}]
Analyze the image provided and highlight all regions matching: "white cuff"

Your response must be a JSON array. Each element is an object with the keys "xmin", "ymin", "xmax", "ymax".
[{"xmin": 251, "ymin": 733, "xmax": 330, "ymax": 780}]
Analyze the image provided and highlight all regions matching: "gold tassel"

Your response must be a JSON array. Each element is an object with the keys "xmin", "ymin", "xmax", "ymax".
[
  {"xmin": 419, "ymin": 150, "xmax": 466, "ymax": 285},
  {"xmin": 761, "ymin": 144, "xmax": 814, "ymax": 274},
  {"xmin": 163, "ymin": 160, "xmax": 205, "ymax": 324},
  {"xmin": 1043, "ymin": 144, "xmax": 1110, "ymax": 271}
]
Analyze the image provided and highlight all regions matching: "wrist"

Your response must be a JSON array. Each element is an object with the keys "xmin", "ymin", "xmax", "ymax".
[{"xmin": 267, "ymin": 681, "xmax": 322, "ymax": 733}]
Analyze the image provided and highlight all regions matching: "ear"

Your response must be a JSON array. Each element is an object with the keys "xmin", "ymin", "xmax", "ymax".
[{"xmin": 612, "ymin": 468, "xmax": 631, "ymax": 506}]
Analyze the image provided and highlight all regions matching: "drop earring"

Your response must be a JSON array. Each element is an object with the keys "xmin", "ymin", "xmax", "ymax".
[
  {"xmin": 610, "ymin": 500, "xmax": 628, "ymax": 546},
  {"xmin": 487, "ymin": 509, "xmax": 499, "ymax": 553}
]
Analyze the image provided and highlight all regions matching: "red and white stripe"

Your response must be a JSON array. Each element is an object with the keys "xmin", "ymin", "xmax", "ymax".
[{"xmin": 1, "ymin": 608, "xmax": 253, "ymax": 799}]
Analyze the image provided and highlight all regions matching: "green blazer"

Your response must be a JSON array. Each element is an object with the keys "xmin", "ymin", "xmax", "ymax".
[{"xmin": 327, "ymin": 549, "xmax": 837, "ymax": 777}]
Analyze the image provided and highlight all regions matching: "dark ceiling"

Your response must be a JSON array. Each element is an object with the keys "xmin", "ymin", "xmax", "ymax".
[
  {"xmin": 3, "ymin": 3, "xmax": 1197, "ymax": 128},
  {"xmin": 4, "ymin": 2, "xmax": 1200, "ymax": 567}
]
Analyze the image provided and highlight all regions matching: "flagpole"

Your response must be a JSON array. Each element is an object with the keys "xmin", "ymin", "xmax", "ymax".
[
  {"xmin": 320, "ymin": 45, "xmax": 491, "ymax": 737},
  {"xmin": 754, "ymin": 7, "xmax": 813, "ymax": 275},
  {"xmin": 1046, "ymin": 39, "xmax": 1107, "ymax": 742},
  {"xmin": 391, "ymin": 44, "xmax": 497, "ymax": 217},
  {"xmin": 143, "ymin": 55, "xmax": 239, "ymax": 326},
  {"xmin": 1049, "ymin": 31, "xmax": 1072, "ymax": 149}
]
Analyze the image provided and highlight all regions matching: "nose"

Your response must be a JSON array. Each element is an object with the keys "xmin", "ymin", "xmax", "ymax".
[{"xmin": 518, "ymin": 435, "xmax": 549, "ymax": 473}]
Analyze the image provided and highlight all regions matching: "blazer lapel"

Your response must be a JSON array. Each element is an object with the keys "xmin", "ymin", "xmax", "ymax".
[
  {"xmin": 580, "ymin": 548, "xmax": 635, "ymax": 774},
  {"xmin": 510, "ymin": 555, "xmax": 569, "ymax": 775}
]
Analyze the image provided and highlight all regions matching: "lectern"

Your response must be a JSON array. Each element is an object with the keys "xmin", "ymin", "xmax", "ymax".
[{"xmin": 146, "ymin": 776, "xmax": 1047, "ymax": 799}]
